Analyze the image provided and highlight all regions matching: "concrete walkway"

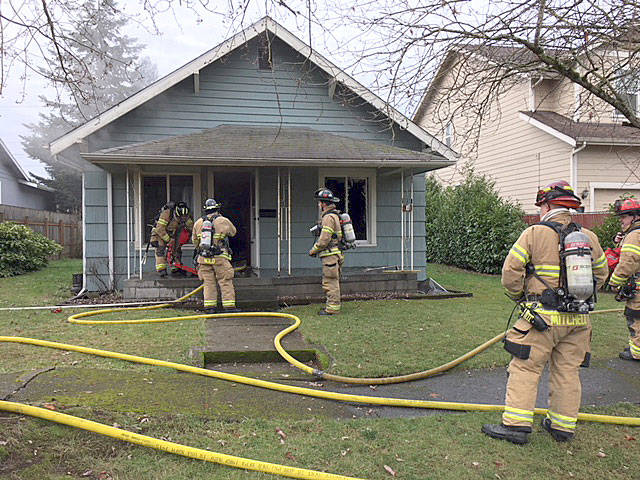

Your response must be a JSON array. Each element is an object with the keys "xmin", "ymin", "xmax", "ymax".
[{"xmin": 2, "ymin": 313, "xmax": 638, "ymax": 420}]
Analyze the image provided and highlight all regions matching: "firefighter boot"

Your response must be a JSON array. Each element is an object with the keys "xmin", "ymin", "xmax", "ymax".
[
  {"xmin": 481, "ymin": 424, "xmax": 531, "ymax": 445},
  {"xmin": 541, "ymin": 417, "xmax": 574, "ymax": 442},
  {"xmin": 223, "ymin": 307, "xmax": 241, "ymax": 313},
  {"xmin": 204, "ymin": 307, "xmax": 218, "ymax": 315},
  {"xmin": 619, "ymin": 348, "xmax": 640, "ymax": 361},
  {"xmin": 318, "ymin": 309, "xmax": 339, "ymax": 316}
]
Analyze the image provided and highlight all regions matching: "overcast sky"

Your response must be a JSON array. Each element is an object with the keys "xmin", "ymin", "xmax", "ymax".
[{"xmin": 0, "ymin": 4, "xmax": 324, "ymax": 178}]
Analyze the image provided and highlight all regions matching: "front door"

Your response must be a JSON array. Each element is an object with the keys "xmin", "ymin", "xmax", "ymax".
[{"xmin": 213, "ymin": 171, "xmax": 252, "ymax": 268}]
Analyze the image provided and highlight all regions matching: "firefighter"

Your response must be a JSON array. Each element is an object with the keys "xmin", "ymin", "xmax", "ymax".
[
  {"xmin": 607, "ymin": 197, "xmax": 640, "ymax": 362},
  {"xmin": 150, "ymin": 201, "xmax": 193, "ymax": 277},
  {"xmin": 309, "ymin": 188, "xmax": 345, "ymax": 315},
  {"xmin": 482, "ymin": 180, "xmax": 608, "ymax": 444},
  {"xmin": 192, "ymin": 198, "xmax": 238, "ymax": 313}
]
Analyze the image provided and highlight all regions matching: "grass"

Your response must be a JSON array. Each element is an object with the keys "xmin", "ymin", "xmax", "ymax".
[
  {"xmin": 1, "ymin": 260, "xmax": 639, "ymax": 480},
  {"xmin": 292, "ymin": 263, "xmax": 628, "ymax": 376}
]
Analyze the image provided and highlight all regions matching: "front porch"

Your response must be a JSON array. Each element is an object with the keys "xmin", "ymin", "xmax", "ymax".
[{"xmin": 123, "ymin": 269, "xmax": 421, "ymax": 310}]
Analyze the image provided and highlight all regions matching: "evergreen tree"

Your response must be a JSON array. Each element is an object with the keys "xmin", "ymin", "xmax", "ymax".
[{"xmin": 21, "ymin": 0, "xmax": 157, "ymax": 213}]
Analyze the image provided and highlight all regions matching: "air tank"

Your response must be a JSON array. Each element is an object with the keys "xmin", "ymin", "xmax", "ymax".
[
  {"xmin": 564, "ymin": 230, "xmax": 594, "ymax": 302},
  {"xmin": 339, "ymin": 212, "xmax": 356, "ymax": 243}
]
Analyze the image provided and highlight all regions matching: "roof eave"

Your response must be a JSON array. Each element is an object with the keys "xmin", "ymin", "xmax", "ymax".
[{"xmin": 82, "ymin": 152, "xmax": 455, "ymax": 170}]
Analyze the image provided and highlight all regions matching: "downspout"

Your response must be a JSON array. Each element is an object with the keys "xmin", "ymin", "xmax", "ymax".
[
  {"xmin": 287, "ymin": 168, "xmax": 291, "ymax": 276},
  {"xmin": 254, "ymin": 168, "xmax": 260, "ymax": 271},
  {"xmin": 277, "ymin": 168, "xmax": 281, "ymax": 276},
  {"xmin": 107, "ymin": 171, "xmax": 115, "ymax": 290},
  {"xmin": 138, "ymin": 171, "xmax": 143, "ymax": 280},
  {"xmin": 530, "ymin": 76, "xmax": 544, "ymax": 111},
  {"xmin": 79, "ymin": 171, "xmax": 87, "ymax": 297},
  {"xmin": 570, "ymin": 141, "xmax": 587, "ymax": 197},
  {"xmin": 400, "ymin": 169, "xmax": 404, "ymax": 271},
  {"xmin": 126, "ymin": 168, "xmax": 131, "ymax": 280},
  {"xmin": 410, "ymin": 173, "xmax": 414, "ymax": 271}
]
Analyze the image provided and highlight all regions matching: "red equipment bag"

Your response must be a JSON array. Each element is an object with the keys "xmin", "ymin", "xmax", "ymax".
[
  {"xmin": 605, "ymin": 247, "xmax": 621, "ymax": 270},
  {"xmin": 177, "ymin": 228, "xmax": 191, "ymax": 246}
]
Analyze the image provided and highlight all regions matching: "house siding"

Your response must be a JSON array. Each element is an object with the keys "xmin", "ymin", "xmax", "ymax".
[
  {"xmin": 80, "ymin": 35, "xmax": 430, "ymax": 290},
  {"xmin": 577, "ymin": 145, "xmax": 640, "ymax": 211},
  {"xmin": 418, "ymin": 74, "xmax": 572, "ymax": 213},
  {"xmin": 0, "ymin": 156, "xmax": 52, "ymax": 210}
]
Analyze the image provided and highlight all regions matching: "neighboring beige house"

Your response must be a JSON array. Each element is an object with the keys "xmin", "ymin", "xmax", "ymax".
[{"xmin": 414, "ymin": 46, "xmax": 640, "ymax": 213}]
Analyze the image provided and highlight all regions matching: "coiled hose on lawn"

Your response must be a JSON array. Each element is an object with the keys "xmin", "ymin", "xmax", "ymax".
[{"xmin": 0, "ymin": 287, "xmax": 637, "ymax": 480}]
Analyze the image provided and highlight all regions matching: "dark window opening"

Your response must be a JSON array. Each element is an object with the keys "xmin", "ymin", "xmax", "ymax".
[
  {"xmin": 325, "ymin": 176, "xmax": 368, "ymax": 241},
  {"xmin": 143, "ymin": 175, "xmax": 193, "ymax": 242},
  {"xmin": 258, "ymin": 34, "xmax": 273, "ymax": 70}
]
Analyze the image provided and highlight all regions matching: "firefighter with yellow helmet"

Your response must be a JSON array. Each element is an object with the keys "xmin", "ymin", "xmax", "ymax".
[
  {"xmin": 192, "ymin": 198, "xmax": 238, "ymax": 313},
  {"xmin": 150, "ymin": 201, "xmax": 193, "ymax": 277},
  {"xmin": 482, "ymin": 181, "xmax": 608, "ymax": 444},
  {"xmin": 607, "ymin": 197, "xmax": 640, "ymax": 362},
  {"xmin": 309, "ymin": 188, "xmax": 345, "ymax": 315}
]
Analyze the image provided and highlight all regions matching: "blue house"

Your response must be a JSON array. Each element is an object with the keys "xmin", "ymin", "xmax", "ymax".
[
  {"xmin": 50, "ymin": 17, "xmax": 455, "ymax": 293},
  {"xmin": 0, "ymin": 139, "xmax": 54, "ymax": 210}
]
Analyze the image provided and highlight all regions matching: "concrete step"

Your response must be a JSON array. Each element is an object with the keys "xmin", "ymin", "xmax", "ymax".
[{"xmin": 190, "ymin": 315, "xmax": 319, "ymax": 366}]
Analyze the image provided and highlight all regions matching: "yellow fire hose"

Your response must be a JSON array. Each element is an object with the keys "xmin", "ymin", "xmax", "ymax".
[{"xmin": 1, "ymin": 288, "xmax": 638, "ymax": 480}]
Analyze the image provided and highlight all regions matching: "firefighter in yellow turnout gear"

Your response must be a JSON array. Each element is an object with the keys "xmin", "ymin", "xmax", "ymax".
[
  {"xmin": 608, "ymin": 197, "xmax": 640, "ymax": 362},
  {"xmin": 192, "ymin": 198, "xmax": 238, "ymax": 314},
  {"xmin": 309, "ymin": 188, "xmax": 345, "ymax": 315},
  {"xmin": 150, "ymin": 202, "xmax": 193, "ymax": 277},
  {"xmin": 483, "ymin": 181, "xmax": 608, "ymax": 444}
]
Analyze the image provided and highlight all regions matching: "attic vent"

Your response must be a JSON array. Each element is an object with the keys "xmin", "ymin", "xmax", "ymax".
[{"xmin": 257, "ymin": 34, "xmax": 272, "ymax": 70}]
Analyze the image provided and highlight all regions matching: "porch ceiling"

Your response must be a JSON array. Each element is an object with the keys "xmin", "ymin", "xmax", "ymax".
[{"xmin": 83, "ymin": 125, "xmax": 454, "ymax": 171}]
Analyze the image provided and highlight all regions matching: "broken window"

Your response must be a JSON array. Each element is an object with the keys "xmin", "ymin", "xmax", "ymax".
[
  {"xmin": 325, "ymin": 176, "xmax": 369, "ymax": 241},
  {"xmin": 142, "ymin": 174, "xmax": 194, "ymax": 242}
]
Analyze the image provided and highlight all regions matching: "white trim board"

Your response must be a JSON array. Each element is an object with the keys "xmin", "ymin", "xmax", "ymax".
[
  {"xmin": 50, "ymin": 17, "xmax": 456, "ymax": 163},
  {"xmin": 518, "ymin": 112, "xmax": 577, "ymax": 146}
]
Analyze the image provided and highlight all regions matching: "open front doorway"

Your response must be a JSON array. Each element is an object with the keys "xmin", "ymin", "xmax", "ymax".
[{"xmin": 213, "ymin": 171, "xmax": 252, "ymax": 269}]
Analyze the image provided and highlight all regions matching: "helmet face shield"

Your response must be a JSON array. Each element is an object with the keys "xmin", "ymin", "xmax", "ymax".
[
  {"xmin": 175, "ymin": 201, "xmax": 189, "ymax": 217},
  {"xmin": 534, "ymin": 181, "xmax": 581, "ymax": 208},
  {"xmin": 614, "ymin": 198, "xmax": 640, "ymax": 216},
  {"xmin": 314, "ymin": 188, "xmax": 340, "ymax": 204}
]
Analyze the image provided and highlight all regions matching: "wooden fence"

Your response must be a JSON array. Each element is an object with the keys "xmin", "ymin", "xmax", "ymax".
[
  {"xmin": 523, "ymin": 211, "xmax": 610, "ymax": 230},
  {"xmin": 0, "ymin": 205, "xmax": 82, "ymax": 258}
]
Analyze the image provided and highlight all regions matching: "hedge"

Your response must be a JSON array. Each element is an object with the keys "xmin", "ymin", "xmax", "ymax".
[
  {"xmin": 0, "ymin": 222, "xmax": 63, "ymax": 277},
  {"xmin": 425, "ymin": 171, "xmax": 526, "ymax": 274}
]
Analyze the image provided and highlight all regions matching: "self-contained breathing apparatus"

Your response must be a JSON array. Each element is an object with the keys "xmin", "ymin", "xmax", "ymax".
[
  {"xmin": 197, "ymin": 215, "xmax": 225, "ymax": 258},
  {"xmin": 309, "ymin": 211, "xmax": 357, "ymax": 250},
  {"xmin": 528, "ymin": 221, "xmax": 596, "ymax": 314}
]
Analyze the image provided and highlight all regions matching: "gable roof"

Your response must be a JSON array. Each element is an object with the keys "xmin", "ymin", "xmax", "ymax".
[
  {"xmin": 413, "ymin": 45, "xmax": 562, "ymax": 124},
  {"xmin": 83, "ymin": 125, "xmax": 454, "ymax": 172},
  {"xmin": 51, "ymin": 16, "xmax": 456, "ymax": 163},
  {"xmin": 0, "ymin": 139, "xmax": 55, "ymax": 192},
  {"xmin": 519, "ymin": 110, "xmax": 640, "ymax": 146}
]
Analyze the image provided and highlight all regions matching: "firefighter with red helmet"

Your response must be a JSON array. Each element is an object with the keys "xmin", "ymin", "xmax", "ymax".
[
  {"xmin": 309, "ymin": 188, "xmax": 345, "ymax": 315},
  {"xmin": 483, "ymin": 181, "xmax": 608, "ymax": 444},
  {"xmin": 607, "ymin": 197, "xmax": 640, "ymax": 361},
  {"xmin": 150, "ymin": 201, "xmax": 193, "ymax": 277},
  {"xmin": 192, "ymin": 198, "xmax": 238, "ymax": 313}
]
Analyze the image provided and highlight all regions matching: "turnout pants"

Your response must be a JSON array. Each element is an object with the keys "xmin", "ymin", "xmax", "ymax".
[
  {"xmin": 197, "ymin": 257, "xmax": 236, "ymax": 309},
  {"xmin": 502, "ymin": 314, "xmax": 591, "ymax": 434},
  {"xmin": 321, "ymin": 254, "xmax": 343, "ymax": 313},
  {"xmin": 154, "ymin": 239, "xmax": 168, "ymax": 273},
  {"xmin": 624, "ymin": 305, "xmax": 640, "ymax": 359}
]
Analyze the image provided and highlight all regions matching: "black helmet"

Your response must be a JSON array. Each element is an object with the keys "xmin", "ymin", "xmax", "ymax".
[
  {"xmin": 203, "ymin": 198, "xmax": 221, "ymax": 213},
  {"xmin": 174, "ymin": 201, "xmax": 190, "ymax": 217},
  {"xmin": 314, "ymin": 188, "xmax": 340, "ymax": 204}
]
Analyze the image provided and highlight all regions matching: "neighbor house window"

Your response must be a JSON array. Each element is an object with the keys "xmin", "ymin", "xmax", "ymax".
[
  {"xmin": 142, "ymin": 174, "xmax": 194, "ymax": 242},
  {"xmin": 615, "ymin": 71, "xmax": 640, "ymax": 119},
  {"xmin": 444, "ymin": 122, "xmax": 453, "ymax": 147},
  {"xmin": 320, "ymin": 169, "xmax": 376, "ymax": 245}
]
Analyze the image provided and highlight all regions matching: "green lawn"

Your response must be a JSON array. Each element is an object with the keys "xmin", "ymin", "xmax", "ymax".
[{"xmin": 1, "ymin": 260, "xmax": 638, "ymax": 480}]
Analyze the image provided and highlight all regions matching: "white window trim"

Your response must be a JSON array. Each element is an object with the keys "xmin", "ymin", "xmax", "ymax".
[
  {"xmin": 589, "ymin": 181, "xmax": 640, "ymax": 212},
  {"xmin": 613, "ymin": 71, "xmax": 639, "ymax": 121},
  {"xmin": 318, "ymin": 168, "xmax": 377, "ymax": 247},
  {"xmin": 138, "ymin": 171, "xmax": 201, "ymax": 249}
]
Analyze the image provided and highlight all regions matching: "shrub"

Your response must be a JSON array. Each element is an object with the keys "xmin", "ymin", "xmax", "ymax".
[
  {"xmin": 0, "ymin": 222, "xmax": 63, "ymax": 277},
  {"xmin": 426, "ymin": 170, "xmax": 526, "ymax": 274}
]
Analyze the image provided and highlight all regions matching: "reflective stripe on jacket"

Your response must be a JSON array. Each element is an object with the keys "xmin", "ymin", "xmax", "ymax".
[{"xmin": 501, "ymin": 211, "xmax": 608, "ymax": 301}]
